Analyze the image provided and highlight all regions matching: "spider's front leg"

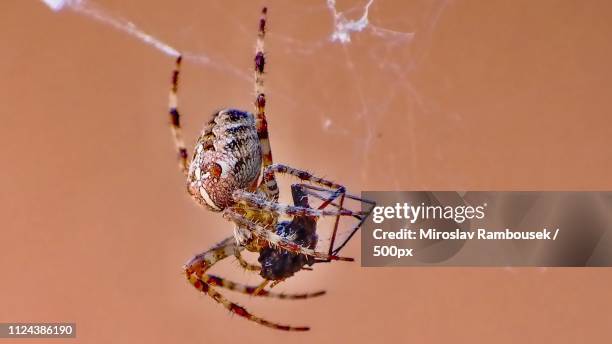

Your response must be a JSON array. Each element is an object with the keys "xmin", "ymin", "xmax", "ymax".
[
  {"xmin": 184, "ymin": 237, "xmax": 321, "ymax": 331},
  {"xmin": 234, "ymin": 190, "xmax": 370, "ymax": 218},
  {"xmin": 223, "ymin": 208, "xmax": 354, "ymax": 261},
  {"xmin": 233, "ymin": 249, "xmax": 261, "ymax": 272},
  {"xmin": 296, "ymin": 183, "xmax": 377, "ymax": 256},
  {"xmin": 258, "ymin": 163, "xmax": 376, "ymax": 257}
]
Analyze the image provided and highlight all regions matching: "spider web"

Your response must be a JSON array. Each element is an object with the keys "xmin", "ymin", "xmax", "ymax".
[
  {"xmin": 40, "ymin": 0, "xmax": 545, "ymax": 270},
  {"xmin": 40, "ymin": 0, "xmax": 449, "ymax": 182},
  {"xmin": 39, "ymin": 0, "xmax": 453, "ymax": 255}
]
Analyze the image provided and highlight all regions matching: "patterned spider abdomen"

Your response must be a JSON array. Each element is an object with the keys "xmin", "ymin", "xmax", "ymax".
[{"xmin": 187, "ymin": 109, "xmax": 262, "ymax": 211}]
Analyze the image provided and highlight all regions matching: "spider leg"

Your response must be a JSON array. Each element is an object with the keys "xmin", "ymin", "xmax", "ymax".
[
  {"xmin": 296, "ymin": 184, "xmax": 376, "ymax": 256},
  {"xmin": 204, "ymin": 274, "xmax": 325, "ymax": 300},
  {"xmin": 286, "ymin": 183, "xmax": 345, "ymax": 263},
  {"xmin": 168, "ymin": 55, "xmax": 189, "ymax": 175},
  {"xmin": 230, "ymin": 240, "xmax": 324, "ymax": 299},
  {"xmin": 253, "ymin": 7, "xmax": 279, "ymax": 201},
  {"xmin": 233, "ymin": 190, "xmax": 369, "ymax": 218},
  {"xmin": 300, "ymin": 184, "xmax": 367, "ymax": 216},
  {"xmin": 253, "ymin": 279, "xmax": 270, "ymax": 296},
  {"xmin": 260, "ymin": 164, "xmax": 361, "ymax": 256},
  {"xmin": 223, "ymin": 208, "xmax": 353, "ymax": 261},
  {"xmin": 234, "ymin": 249, "xmax": 261, "ymax": 272},
  {"xmin": 262, "ymin": 163, "xmax": 343, "ymax": 193},
  {"xmin": 185, "ymin": 236, "xmax": 310, "ymax": 331}
]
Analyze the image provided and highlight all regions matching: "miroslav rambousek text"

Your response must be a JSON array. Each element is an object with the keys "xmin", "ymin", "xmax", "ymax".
[{"xmin": 372, "ymin": 228, "xmax": 559, "ymax": 241}]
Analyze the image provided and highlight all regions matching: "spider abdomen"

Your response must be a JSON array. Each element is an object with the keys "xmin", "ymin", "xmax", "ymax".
[{"xmin": 187, "ymin": 109, "xmax": 262, "ymax": 211}]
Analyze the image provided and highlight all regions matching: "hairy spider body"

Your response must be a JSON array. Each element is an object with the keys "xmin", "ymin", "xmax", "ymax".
[
  {"xmin": 166, "ymin": 7, "xmax": 375, "ymax": 331},
  {"xmin": 187, "ymin": 109, "xmax": 262, "ymax": 212}
]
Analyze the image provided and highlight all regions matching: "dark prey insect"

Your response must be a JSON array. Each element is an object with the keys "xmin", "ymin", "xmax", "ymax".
[{"xmin": 166, "ymin": 7, "xmax": 375, "ymax": 331}]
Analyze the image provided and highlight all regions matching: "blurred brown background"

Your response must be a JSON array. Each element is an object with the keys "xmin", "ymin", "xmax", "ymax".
[{"xmin": 2, "ymin": 0, "xmax": 612, "ymax": 343}]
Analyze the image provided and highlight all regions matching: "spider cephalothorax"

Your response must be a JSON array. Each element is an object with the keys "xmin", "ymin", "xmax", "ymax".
[{"xmin": 166, "ymin": 7, "xmax": 375, "ymax": 331}]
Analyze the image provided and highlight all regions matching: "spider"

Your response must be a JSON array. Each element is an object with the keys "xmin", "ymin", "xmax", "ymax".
[{"xmin": 166, "ymin": 7, "xmax": 375, "ymax": 331}]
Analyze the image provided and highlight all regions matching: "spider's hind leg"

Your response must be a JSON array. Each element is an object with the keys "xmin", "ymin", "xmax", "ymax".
[
  {"xmin": 168, "ymin": 55, "xmax": 189, "ymax": 175},
  {"xmin": 253, "ymin": 7, "xmax": 280, "ymax": 202}
]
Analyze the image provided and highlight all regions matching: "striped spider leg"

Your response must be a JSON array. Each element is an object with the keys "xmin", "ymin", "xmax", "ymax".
[
  {"xmin": 186, "ymin": 182, "xmax": 354, "ymax": 332},
  {"xmin": 295, "ymin": 183, "xmax": 377, "ymax": 257},
  {"xmin": 240, "ymin": 164, "xmax": 375, "ymax": 263},
  {"xmin": 167, "ymin": 7, "xmax": 350, "ymax": 331},
  {"xmin": 166, "ymin": 6, "xmax": 373, "ymax": 332},
  {"xmin": 184, "ymin": 237, "xmax": 325, "ymax": 332}
]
